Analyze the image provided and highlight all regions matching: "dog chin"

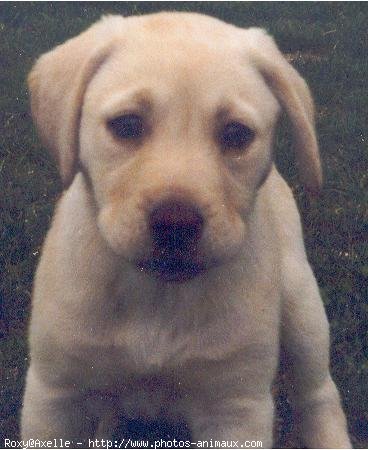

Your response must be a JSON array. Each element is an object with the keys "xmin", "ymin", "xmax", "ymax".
[
  {"xmin": 127, "ymin": 237, "xmax": 245, "ymax": 283},
  {"xmin": 136, "ymin": 257, "xmax": 208, "ymax": 283}
]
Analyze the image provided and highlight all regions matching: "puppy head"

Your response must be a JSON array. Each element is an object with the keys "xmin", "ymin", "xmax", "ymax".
[{"xmin": 29, "ymin": 12, "xmax": 321, "ymax": 282}]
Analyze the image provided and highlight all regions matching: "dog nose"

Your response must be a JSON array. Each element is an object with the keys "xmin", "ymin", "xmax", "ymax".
[{"xmin": 149, "ymin": 200, "xmax": 204, "ymax": 251}]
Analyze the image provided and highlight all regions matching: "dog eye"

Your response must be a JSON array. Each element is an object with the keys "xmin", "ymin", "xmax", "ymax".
[
  {"xmin": 108, "ymin": 114, "xmax": 145, "ymax": 140},
  {"xmin": 220, "ymin": 122, "xmax": 254, "ymax": 150}
]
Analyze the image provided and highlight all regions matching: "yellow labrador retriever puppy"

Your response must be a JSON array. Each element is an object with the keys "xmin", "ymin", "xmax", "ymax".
[{"xmin": 22, "ymin": 12, "xmax": 351, "ymax": 448}]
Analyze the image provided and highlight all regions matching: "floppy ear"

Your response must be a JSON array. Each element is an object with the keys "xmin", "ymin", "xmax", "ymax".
[
  {"xmin": 246, "ymin": 29, "xmax": 322, "ymax": 193},
  {"xmin": 28, "ymin": 17, "xmax": 119, "ymax": 188}
]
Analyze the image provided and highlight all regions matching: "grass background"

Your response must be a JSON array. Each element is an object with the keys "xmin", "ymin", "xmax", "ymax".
[{"xmin": 0, "ymin": 2, "xmax": 367, "ymax": 447}]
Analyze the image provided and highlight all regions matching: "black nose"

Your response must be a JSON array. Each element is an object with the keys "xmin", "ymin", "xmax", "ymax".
[{"xmin": 149, "ymin": 199, "xmax": 204, "ymax": 252}]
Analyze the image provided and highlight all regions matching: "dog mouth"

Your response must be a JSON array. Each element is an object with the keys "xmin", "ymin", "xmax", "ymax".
[{"xmin": 137, "ymin": 257, "xmax": 205, "ymax": 282}]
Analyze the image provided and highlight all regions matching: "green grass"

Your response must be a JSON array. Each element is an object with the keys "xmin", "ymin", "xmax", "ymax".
[{"xmin": 1, "ymin": 2, "xmax": 367, "ymax": 447}]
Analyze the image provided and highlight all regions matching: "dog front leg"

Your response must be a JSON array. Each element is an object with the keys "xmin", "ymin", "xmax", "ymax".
[
  {"xmin": 188, "ymin": 396, "xmax": 274, "ymax": 448},
  {"xmin": 281, "ymin": 256, "xmax": 351, "ymax": 448},
  {"xmin": 21, "ymin": 366, "xmax": 95, "ymax": 442}
]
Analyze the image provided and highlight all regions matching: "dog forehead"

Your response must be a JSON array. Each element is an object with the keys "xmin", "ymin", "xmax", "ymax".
[
  {"xmin": 86, "ymin": 18, "xmax": 277, "ymax": 113},
  {"xmin": 109, "ymin": 14, "xmax": 243, "ymax": 71},
  {"xmin": 80, "ymin": 13, "xmax": 280, "ymax": 123},
  {"xmin": 92, "ymin": 12, "xmax": 260, "ymax": 80},
  {"xmin": 121, "ymin": 11, "xmax": 242, "ymax": 42},
  {"xmin": 106, "ymin": 41, "xmax": 245, "ymax": 92}
]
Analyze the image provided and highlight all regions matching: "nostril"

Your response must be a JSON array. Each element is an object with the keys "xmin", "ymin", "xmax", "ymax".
[{"xmin": 149, "ymin": 200, "xmax": 204, "ymax": 251}]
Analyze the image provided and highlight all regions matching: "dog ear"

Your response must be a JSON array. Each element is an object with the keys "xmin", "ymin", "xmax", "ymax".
[
  {"xmin": 28, "ymin": 17, "xmax": 119, "ymax": 188},
  {"xmin": 246, "ymin": 29, "xmax": 322, "ymax": 194}
]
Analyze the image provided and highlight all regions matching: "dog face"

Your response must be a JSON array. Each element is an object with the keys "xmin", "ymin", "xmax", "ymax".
[
  {"xmin": 28, "ymin": 13, "xmax": 321, "ymax": 282},
  {"xmin": 79, "ymin": 23, "xmax": 280, "ymax": 281}
]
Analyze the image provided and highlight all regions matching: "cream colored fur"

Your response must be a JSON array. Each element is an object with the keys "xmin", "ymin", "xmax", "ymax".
[{"xmin": 22, "ymin": 12, "xmax": 351, "ymax": 448}]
